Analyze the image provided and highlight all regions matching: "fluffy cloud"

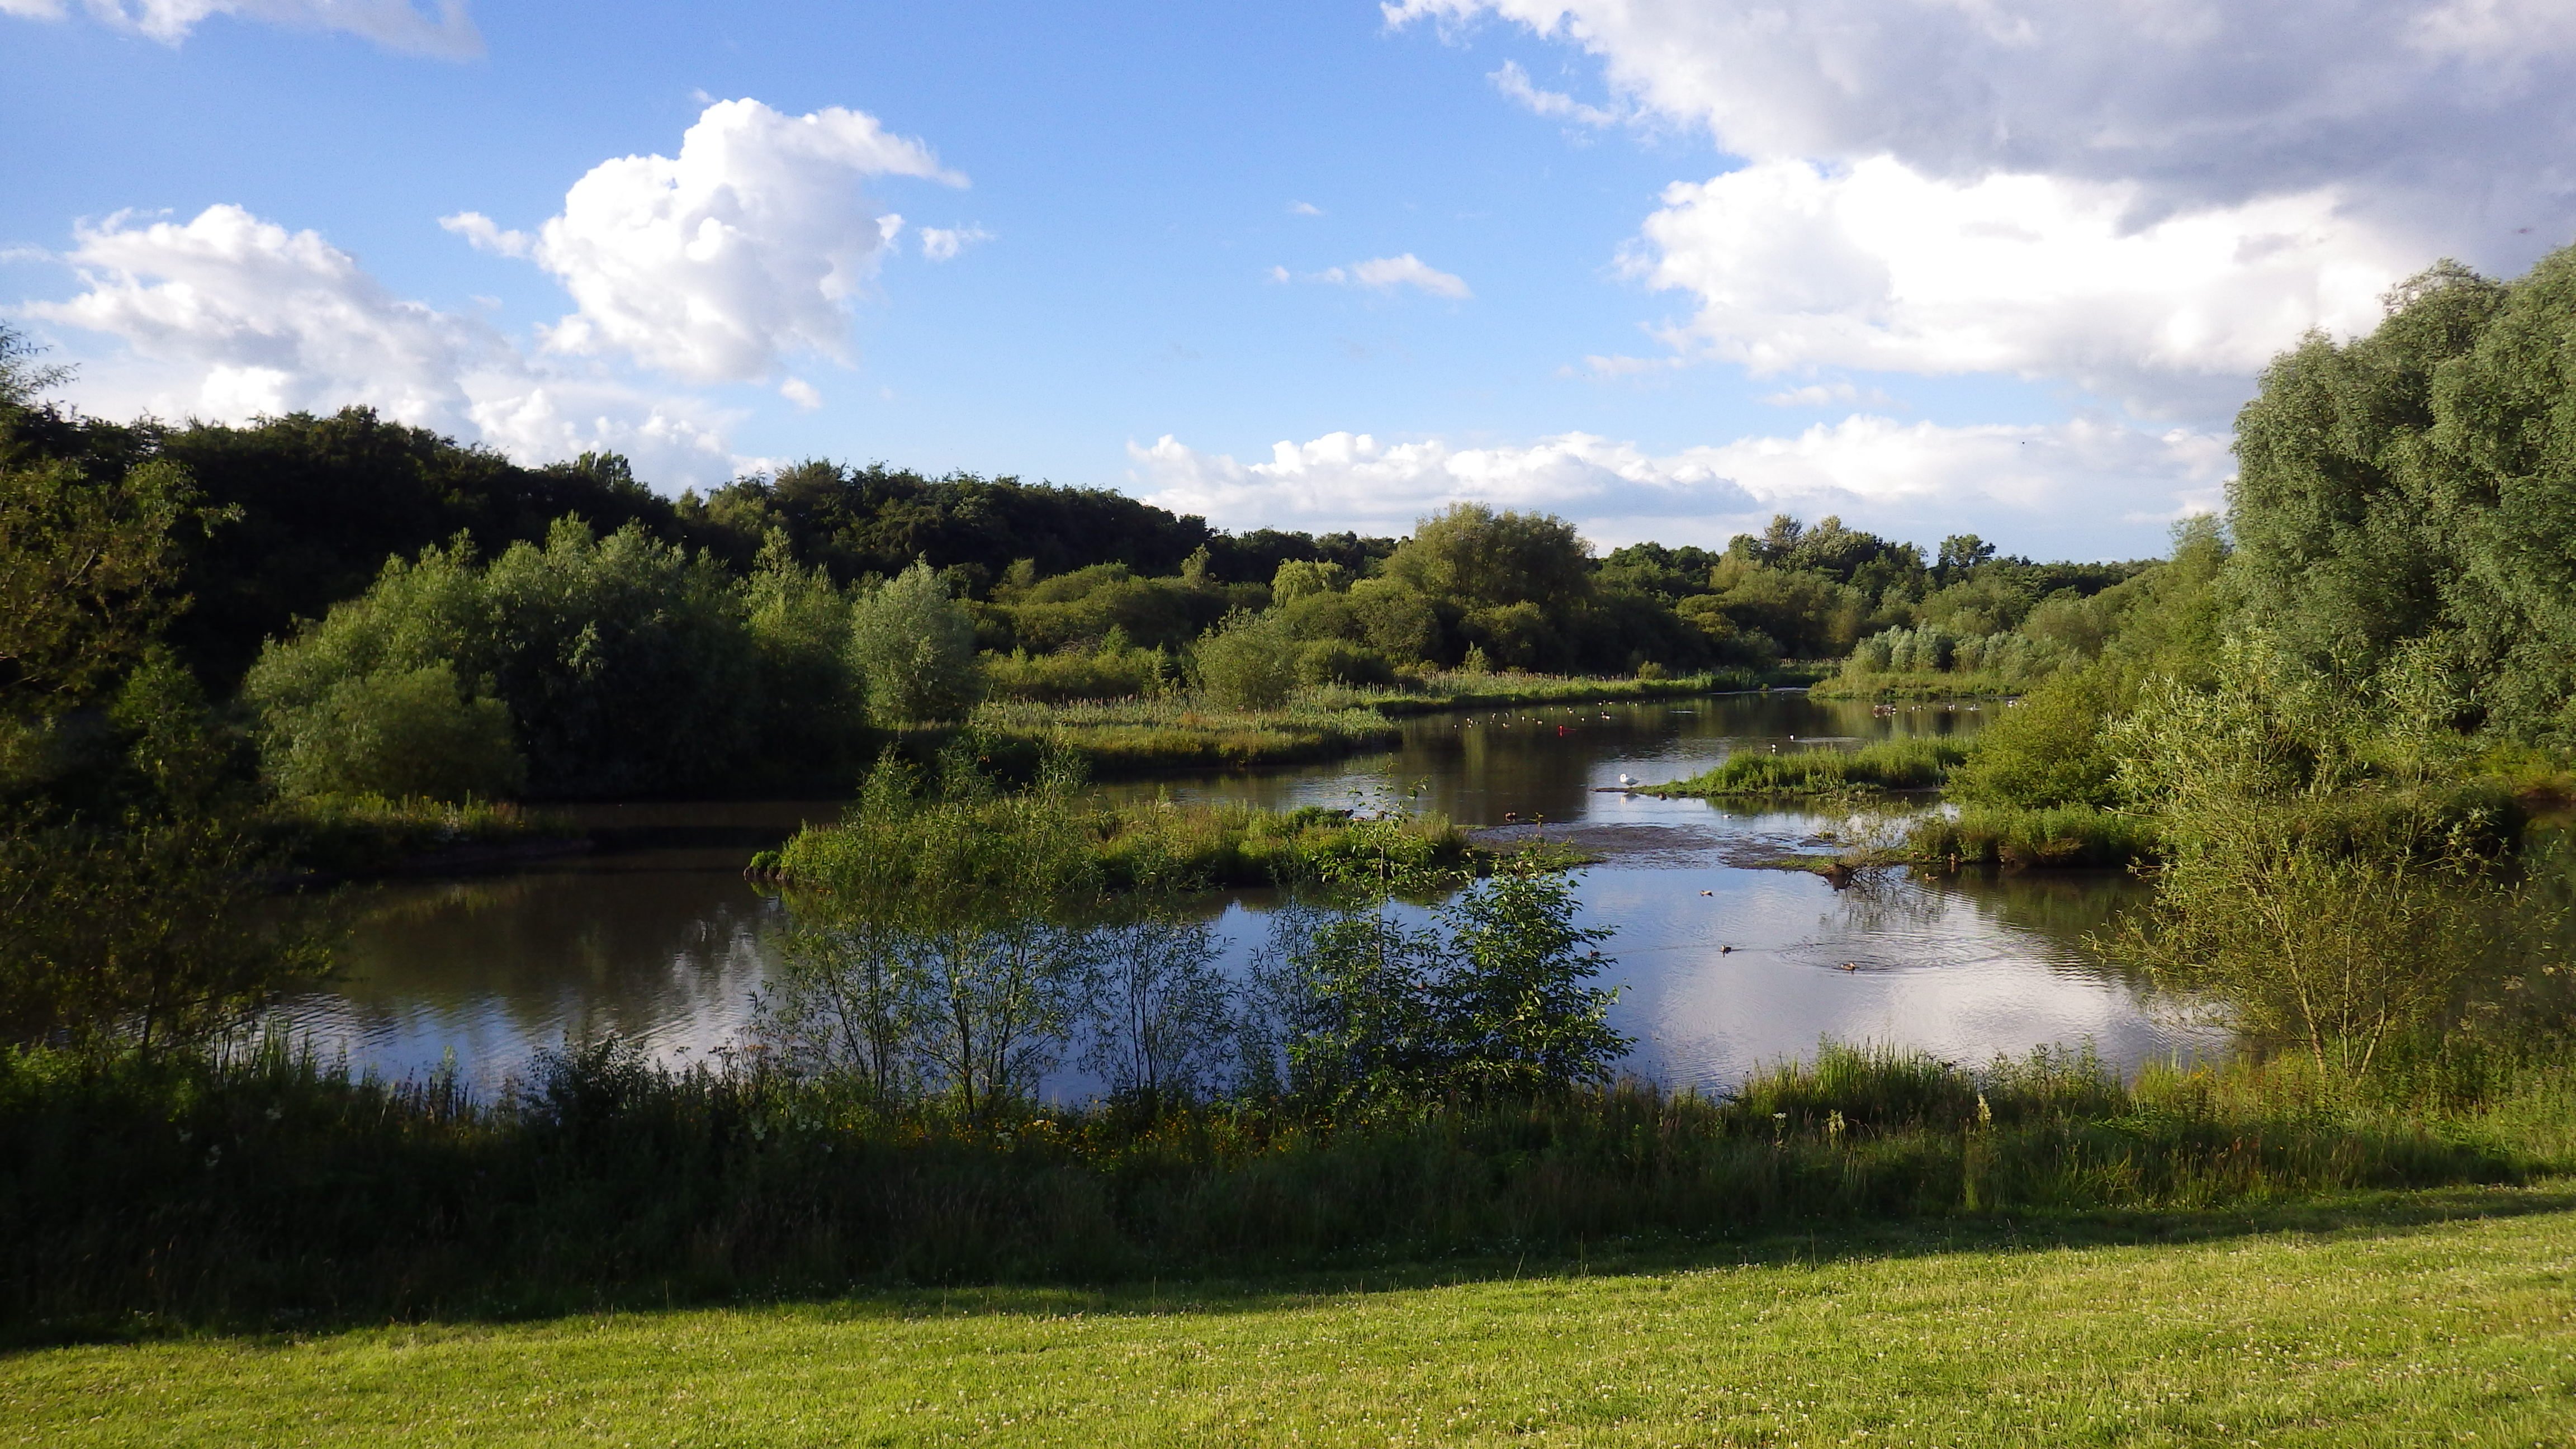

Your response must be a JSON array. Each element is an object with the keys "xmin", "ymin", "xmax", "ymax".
[
  {"xmin": 1629, "ymin": 157, "xmax": 2419, "ymax": 415},
  {"xmin": 453, "ymin": 98, "xmax": 965, "ymax": 383},
  {"xmin": 1389, "ymin": 0, "xmax": 2576, "ymax": 243},
  {"xmin": 918, "ymin": 225, "xmax": 992, "ymax": 262},
  {"xmin": 1131, "ymin": 416, "xmax": 2227, "ymax": 556},
  {"xmin": 1488, "ymin": 59, "xmax": 1622, "ymax": 127},
  {"xmin": 28, "ymin": 204, "xmax": 736, "ymax": 487},
  {"xmin": 1273, "ymin": 253, "xmax": 1473, "ymax": 299},
  {"xmin": 3, "ymin": 0, "xmax": 480, "ymax": 56}
]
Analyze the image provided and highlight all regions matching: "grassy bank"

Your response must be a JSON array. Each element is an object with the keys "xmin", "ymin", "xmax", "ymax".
[
  {"xmin": 1647, "ymin": 737, "xmax": 1972, "ymax": 798},
  {"xmin": 1903, "ymin": 804, "xmax": 2161, "ymax": 869},
  {"xmin": 10, "ymin": 1184, "xmax": 2575, "ymax": 1445},
  {"xmin": 759, "ymin": 799, "xmax": 1507, "ymax": 891},
  {"xmin": 8, "ymin": 1040, "xmax": 2570, "ymax": 1339},
  {"xmin": 963, "ymin": 698, "xmax": 1404, "ymax": 775},
  {"xmin": 1812, "ymin": 668, "xmax": 2028, "ymax": 699},
  {"xmin": 256, "ymin": 793, "xmax": 584, "ymax": 879},
  {"xmin": 1310, "ymin": 665, "xmax": 1812, "ymax": 716},
  {"xmin": 958, "ymin": 671, "xmax": 1821, "ymax": 776}
]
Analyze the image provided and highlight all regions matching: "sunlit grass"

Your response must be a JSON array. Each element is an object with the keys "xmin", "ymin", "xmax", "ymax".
[
  {"xmin": 1650, "ymin": 736, "xmax": 1972, "ymax": 798},
  {"xmin": 10, "ymin": 1185, "xmax": 2576, "ymax": 1446}
]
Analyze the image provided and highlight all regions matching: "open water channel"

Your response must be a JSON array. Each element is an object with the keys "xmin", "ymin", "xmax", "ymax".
[{"xmin": 277, "ymin": 692, "xmax": 2213, "ymax": 1096}]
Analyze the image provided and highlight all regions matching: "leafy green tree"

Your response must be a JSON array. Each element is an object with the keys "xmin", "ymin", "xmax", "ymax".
[
  {"xmin": 1192, "ymin": 608, "xmax": 1299, "ymax": 709},
  {"xmin": 741, "ymin": 531, "xmax": 866, "ymax": 771},
  {"xmin": 1383, "ymin": 503, "xmax": 1593, "ymax": 612},
  {"xmin": 1, "ymin": 455, "xmax": 225, "ymax": 714},
  {"xmin": 245, "ymin": 519, "xmax": 759, "ymax": 797},
  {"xmin": 1080, "ymin": 901, "xmax": 1237, "ymax": 1110},
  {"xmin": 1434, "ymin": 863, "xmax": 1627, "ymax": 1096},
  {"xmin": 2100, "ymin": 633, "xmax": 2526, "ymax": 1075},
  {"xmin": 849, "ymin": 560, "xmax": 984, "ymax": 724},
  {"xmin": 260, "ymin": 662, "xmax": 525, "ymax": 803},
  {"xmin": 1269, "ymin": 557, "xmax": 1349, "ymax": 605}
]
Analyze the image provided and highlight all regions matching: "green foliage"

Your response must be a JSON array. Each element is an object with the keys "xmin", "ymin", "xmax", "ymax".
[
  {"xmin": 1945, "ymin": 666, "xmax": 2122, "ymax": 808},
  {"xmin": 1382, "ymin": 503, "xmax": 1592, "ymax": 613},
  {"xmin": 244, "ymin": 520, "xmax": 762, "ymax": 797},
  {"xmin": 1294, "ymin": 638, "xmax": 1396, "ymax": 689},
  {"xmin": 1191, "ymin": 609, "xmax": 1299, "ymax": 709},
  {"xmin": 2101, "ymin": 633, "xmax": 2545, "ymax": 1074},
  {"xmin": 849, "ymin": 560, "xmax": 983, "ymax": 725},
  {"xmin": 6, "ymin": 1037, "xmax": 2568, "ymax": 1334},
  {"xmin": 2227, "ymin": 246, "xmax": 2576, "ymax": 745},
  {"xmin": 741, "ymin": 531, "xmax": 867, "ymax": 770},
  {"xmin": 1268, "ymin": 557, "xmax": 1348, "ymax": 605},
  {"xmin": 1653, "ymin": 737, "xmax": 1971, "ymax": 798},
  {"xmin": 258, "ymin": 662, "xmax": 524, "ymax": 803},
  {"xmin": 981, "ymin": 640, "xmax": 1177, "ymax": 703},
  {"xmin": 0, "ymin": 814, "xmax": 331, "ymax": 1054},
  {"xmin": 1903, "ymin": 804, "xmax": 2158, "ymax": 868},
  {"xmin": 0, "ymin": 454, "xmax": 226, "ymax": 713},
  {"xmin": 770, "ymin": 747, "xmax": 1097, "ymax": 1117}
]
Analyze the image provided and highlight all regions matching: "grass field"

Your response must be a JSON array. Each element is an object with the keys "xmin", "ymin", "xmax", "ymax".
[{"xmin": 9, "ymin": 1186, "xmax": 2574, "ymax": 1446}]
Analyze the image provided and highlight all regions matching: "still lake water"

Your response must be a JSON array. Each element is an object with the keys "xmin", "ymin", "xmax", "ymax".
[{"xmin": 278, "ymin": 693, "xmax": 2212, "ymax": 1096}]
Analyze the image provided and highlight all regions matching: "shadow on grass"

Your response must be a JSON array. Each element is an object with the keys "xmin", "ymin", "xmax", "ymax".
[{"xmin": 15, "ymin": 1181, "xmax": 2572, "ymax": 1351}]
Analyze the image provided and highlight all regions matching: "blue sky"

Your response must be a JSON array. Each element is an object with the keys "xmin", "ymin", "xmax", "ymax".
[{"xmin": 7, "ymin": 1, "xmax": 2573, "ymax": 561}]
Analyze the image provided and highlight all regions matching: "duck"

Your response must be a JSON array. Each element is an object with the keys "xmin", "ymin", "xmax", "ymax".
[{"xmin": 1840, "ymin": 962, "xmax": 1860, "ymax": 972}]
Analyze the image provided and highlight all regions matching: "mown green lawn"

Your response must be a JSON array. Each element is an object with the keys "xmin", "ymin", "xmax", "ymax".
[{"xmin": 9, "ymin": 1187, "xmax": 2576, "ymax": 1447}]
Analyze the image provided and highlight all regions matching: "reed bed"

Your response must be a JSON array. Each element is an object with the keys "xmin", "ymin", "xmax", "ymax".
[
  {"xmin": 7, "ymin": 1038, "xmax": 2565, "ymax": 1338},
  {"xmin": 1650, "ymin": 737, "xmax": 1972, "ymax": 798}
]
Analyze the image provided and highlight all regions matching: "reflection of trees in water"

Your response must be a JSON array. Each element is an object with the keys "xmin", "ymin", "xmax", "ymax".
[
  {"xmin": 1816, "ymin": 864, "xmax": 2151, "ymax": 987},
  {"xmin": 310, "ymin": 868, "xmax": 784, "ymax": 1046}
]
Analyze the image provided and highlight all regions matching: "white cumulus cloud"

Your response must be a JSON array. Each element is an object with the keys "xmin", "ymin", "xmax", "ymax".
[
  {"xmin": 26, "ymin": 204, "xmax": 737, "ymax": 488},
  {"xmin": 1131, "ymin": 416, "xmax": 2228, "ymax": 556},
  {"xmin": 1631, "ymin": 157, "xmax": 2419, "ymax": 416},
  {"xmin": 6, "ymin": 0, "xmax": 481, "ymax": 56},
  {"xmin": 462, "ymin": 98, "xmax": 964, "ymax": 383},
  {"xmin": 1389, "ymin": 0, "xmax": 2576, "ymax": 240}
]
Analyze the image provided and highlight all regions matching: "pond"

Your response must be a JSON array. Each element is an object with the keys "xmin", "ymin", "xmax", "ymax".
[{"xmin": 276, "ymin": 693, "xmax": 2214, "ymax": 1095}]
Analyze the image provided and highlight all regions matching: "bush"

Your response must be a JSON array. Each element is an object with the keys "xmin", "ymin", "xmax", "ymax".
[
  {"xmin": 849, "ymin": 561, "xmax": 983, "ymax": 723},
  {"xmin": 261, "ymin": 662, "xmax": 524, "ymax": 803},
  {"xmin": 1945, "ymin": 666, "xmax": 2119, "ymax": 808},
  {"xmin": 1294, "ymin": 638, "xmax": 1396, "ymax": 689},
  {"xmin": 1192, "ymin": 610, "xmax": 1299, "ymax": 709},
  {"xmin": 243, "ymin": 519, "xmax": 761, "ymax": 798},
  {"xmin": 982, "ymin": 642, "xmax": 1173, "ymax": 703}
]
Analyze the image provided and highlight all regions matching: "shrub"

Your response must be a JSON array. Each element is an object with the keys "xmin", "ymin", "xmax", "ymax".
[
  {"xmin": 243, "ymin": 520, "xmax": 760, "ymax": 798},
  {"xmin": 1192, "ymin": 609, "xmax": 1298, "ymax": 709},
  {"xmin": 982, "ymin": 642, "xmax": 1173, "ymax": 703},
  {"xmin": 849, "ymin": 560, "xmax": 983, "ymax": 723},
  {"xmin": 1295, "ymin": 638, "xmax": 1396, "ymax": 689},
  {"xmin": 261, "ymin": 662, "xmax": 524, "ymax": 803}
]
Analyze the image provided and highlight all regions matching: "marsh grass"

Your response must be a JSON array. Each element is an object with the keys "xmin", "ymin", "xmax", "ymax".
[
  {"xmin": 6, "ymin": 1036, "xmax": 2566, "ymax": 1338},
  {"xmin": 1650, "ymin": 737, "xmax": 1972, "ymax": 798},
  {"xmin": 256, "ymin": 793, "xmax": 582, "ymax": 877},
  {"xmin": 963, "ymin": 698, "xmax": 1404, "ymax": 774},
  {"xmin": 1903, "ymin": 804, "xmax": 2160, "ymax": 868},
  {"xmin": 1811, "ymin": 669, "xmax": 2027, "ymax": 699}
]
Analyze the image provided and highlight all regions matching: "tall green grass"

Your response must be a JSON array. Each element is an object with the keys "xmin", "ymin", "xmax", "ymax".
[
  {"xmin": 964, "ymin": 698, "xmax": 1403, "ymax": 774},
  {"xmin": 7, "ymin": 1037, "xmax": 2566, "ymax": 1337},
  {"xmin": 1903, "ymin": 803, "xmax": 2160, "ymax": 868},
  {"xmin": 1651, "ymin": 736, "xmax": 1972, "ymax": 798},
  {"xmin": 255, "ymin": 793, "xmax": 581, "ymax": 877}
]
